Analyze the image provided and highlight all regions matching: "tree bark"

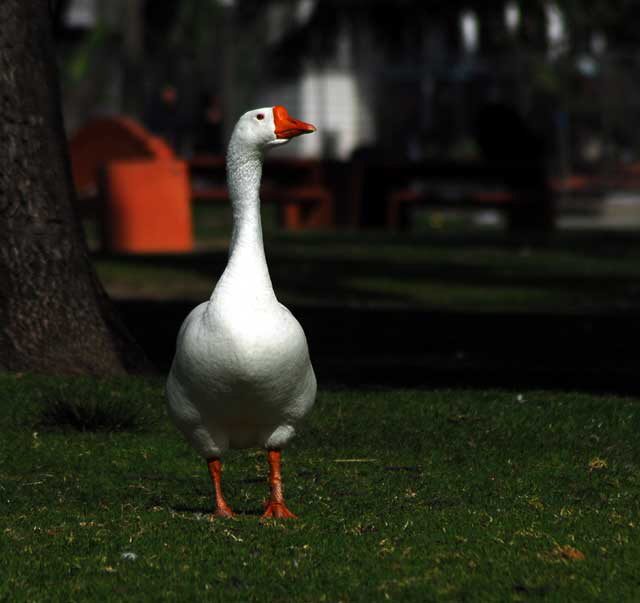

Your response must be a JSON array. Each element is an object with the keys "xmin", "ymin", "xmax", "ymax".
[{"xmin": 0, "ymin": 0, "xmax": 152, "ymax": 375}]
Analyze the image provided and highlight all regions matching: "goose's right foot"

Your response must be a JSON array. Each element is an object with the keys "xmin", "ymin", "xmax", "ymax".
[{"xmin": 214, "ymin": 503, "xmax": 236, "ymax": 519}]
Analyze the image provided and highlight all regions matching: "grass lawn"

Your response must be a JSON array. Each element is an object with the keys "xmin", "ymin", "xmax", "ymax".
[{"xmin": 2, "ymin": 374, "xmax": 639, "ymax": 602}]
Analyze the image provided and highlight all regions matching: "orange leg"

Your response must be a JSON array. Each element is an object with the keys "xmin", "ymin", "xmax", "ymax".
[
  {"xmin": 262, "ymin": 449, "xmax": 297, "ymax": 519},
  {"xmin": 207, "ymin": 458, "xmax": 235, "ymax": 518}
]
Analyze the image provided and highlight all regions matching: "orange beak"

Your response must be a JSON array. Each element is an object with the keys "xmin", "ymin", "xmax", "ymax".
[{"xmin": 273, "ymin": 105, "xmax": 316, "ymax": 139}]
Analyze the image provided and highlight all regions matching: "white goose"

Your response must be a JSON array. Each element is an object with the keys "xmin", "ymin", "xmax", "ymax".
[{"xmin": 166, "ymin": 106, "xmax": 317, "ymax": 518}]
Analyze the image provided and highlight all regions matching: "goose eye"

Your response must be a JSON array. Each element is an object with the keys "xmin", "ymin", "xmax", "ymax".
[{"xmin": 256, "ymin": 113, "xmax": 265, "ymax": 120}]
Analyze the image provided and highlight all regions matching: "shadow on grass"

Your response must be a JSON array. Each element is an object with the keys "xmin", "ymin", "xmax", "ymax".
[
  {"xmin": 96, "ymin": 226, "xmax": 640, "ymax": 312},
  {"xmin": 102, "ymin": 229, "xmax": 640, "ymax": 396},
  {"xmin": 170, "ymin": 504, "xmax": 266, "ymax": 517},
  {"xmin": 117, "ymin": 298, "xmax": 640, "ymax": 396}
]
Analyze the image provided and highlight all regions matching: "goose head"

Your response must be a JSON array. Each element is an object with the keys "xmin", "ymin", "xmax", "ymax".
[{"xmin": 230, "ymin": 106, "xmax": 316, "ymax": 151}]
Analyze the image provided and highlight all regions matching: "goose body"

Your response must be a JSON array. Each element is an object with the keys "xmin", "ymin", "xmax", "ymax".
[
  {"xmin": 166, "ymin": 106, "xmax": 317, "ymax": 517},
  {"xmin": 166, "ymin": 292, "xmax": 316, "ymax": 454}
]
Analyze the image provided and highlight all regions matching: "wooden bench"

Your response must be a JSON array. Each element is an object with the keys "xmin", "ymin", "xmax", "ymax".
[
  {"xmin": 69, "ymin": 116, "xmax": 176, "ymax": 197},
  {"xmin": 350, "ymin": 160, "xmax": 556, "ymax": 232},
  {"xmin": 387, "ymin": 186, "xmax": 516, "ymax": 229},
  {"xmin": 189, "ymin": 155, "xmax": 334, "ymax": 230},
  {"xmin": 69, "ymin": 116, "xmax": 193, "ymax": 253},
  {"xmin": 388, "ymin": 170, "xmax": 608, "ymax": 231}
]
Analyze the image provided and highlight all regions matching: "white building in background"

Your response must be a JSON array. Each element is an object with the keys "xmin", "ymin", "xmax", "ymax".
[
  {"xmin": 259, "ymin": 68, "xmax": 374, "ymax": 159},
  {"xmin": 63, "ymin": 0, "xmax": 98, "ymax": 27},
  {"xmin": 256, "ymin": 4, "xmax": 375, "ymax": 160},
  {"xmin": 460, "ymin": 10, "xmax": 479, "ymax": 54},
  {"xmin": 504, "ymin": 2, "xmax": 521, "ymax": 33},
  {"xmin": 545, "ymin": 2, "xmax": 568, "ymax": 59}
]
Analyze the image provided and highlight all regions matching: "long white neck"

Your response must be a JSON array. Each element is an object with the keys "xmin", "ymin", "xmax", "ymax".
[{"xmin": 213, "ymin": 137, "xmax": 276, "ymax": 304}]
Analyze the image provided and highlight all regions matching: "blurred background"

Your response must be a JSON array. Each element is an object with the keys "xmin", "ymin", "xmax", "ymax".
[{"xmin": 54, "ymin": 0, "xmax": 640, "ymax": 392}]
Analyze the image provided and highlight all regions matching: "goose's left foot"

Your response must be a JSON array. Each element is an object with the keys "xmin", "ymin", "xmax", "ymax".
[{"xmin": 261, "ymin": 449, "xmax": 297, "ymax": 520}]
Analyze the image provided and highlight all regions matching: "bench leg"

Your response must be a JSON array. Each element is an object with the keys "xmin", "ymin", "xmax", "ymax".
[
  {"xmin": 304, "ymin": 197, "xmax": 333, "ymax": 229},
  {"xmin": 387, "ymin": 197, "xmax": 410, "ymax": 231},
  {"xmin": 280, "ymin": 199, "xmax": 334, "ymax": 231},
  {"xmin": 281, "ymin": 204, "xmax": 304, "ymax": 231}
]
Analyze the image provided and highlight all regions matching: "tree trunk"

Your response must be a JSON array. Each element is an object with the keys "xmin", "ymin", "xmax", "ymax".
[{"xmin": 0, "ymin": 0, "xmax": 152, "ymax": 375}]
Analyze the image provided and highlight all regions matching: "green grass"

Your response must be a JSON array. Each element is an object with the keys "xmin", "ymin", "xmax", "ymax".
[
  {"xmin": 33, "ymin": 379, "xmax": 159, "ymax": 432},
  {"xmin": 2, "ymin": 374, "xmax": 640, "ymax": 602},
  {"xmin": 92, "ymin": 222, "xmax": 640, "ymax": 314}
]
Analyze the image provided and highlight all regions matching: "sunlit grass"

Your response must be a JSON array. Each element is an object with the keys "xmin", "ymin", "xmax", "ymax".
[
  {"xmin": 337, "ymin": 277, "xmax": 579, "ymax": 312},
  {"xmin": 92, "ymin": 226, "xmax": 640, "ymax": 314},
  {"xmin": 95, "ymin": 260, "xmax": 214, "ymax": 300}
]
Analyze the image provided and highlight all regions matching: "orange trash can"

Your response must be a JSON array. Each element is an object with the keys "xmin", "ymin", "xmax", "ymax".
[{"xmin": 104, "ymin": 159, "xmax": 194, "ymax": 253}]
